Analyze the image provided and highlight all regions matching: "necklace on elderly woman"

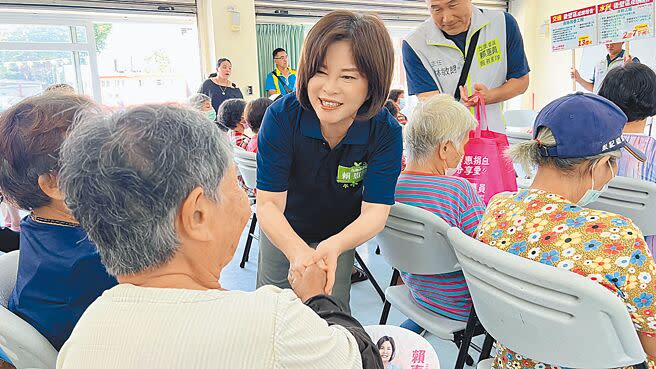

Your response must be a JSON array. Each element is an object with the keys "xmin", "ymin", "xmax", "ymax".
[{"xmin": 30, "ymin": 214, "xmax": 80, "ymax": 227}]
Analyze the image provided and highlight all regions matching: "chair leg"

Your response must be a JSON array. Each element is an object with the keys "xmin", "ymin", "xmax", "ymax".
[
  {"xmin": 354, "ymin": 251, "xmax": 385, "ymax": 302},
  {"xmin": 454, "ymin": 307, "xmax": 480, "ymax": 369},
  {"xmin": 378, "ymin": 269, "xmax": 400, "ymax": 324},
  {"xmin": 240, "ymin": 213, "xmax": 257, "ymax": 268},
  {"xmin": 379, "ymin": 300, "xmax": 392, "ymax": 324},
  {"xmin": 389, "ymin": 268, "xmax": 401, "ymax": 285},
  {"xmin": 479, "ymin": 332, "xmax": 495, "ymax": 362},
  {"xmin": 634, "ymin": 362, "xmax": 649, "ymax": 369}
]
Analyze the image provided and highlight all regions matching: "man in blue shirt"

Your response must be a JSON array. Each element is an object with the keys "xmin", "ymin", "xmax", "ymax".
[
  {"xmin": 403, "ymin": 0, "xmax": 530, "ymax": 132},
  {"xmin": 264, "ymin": 48, "xmax": 298, "ymax": 96}
]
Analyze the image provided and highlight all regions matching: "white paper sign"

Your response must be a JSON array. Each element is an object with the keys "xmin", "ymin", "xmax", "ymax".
[
  {"xmin": 598, "ymin": 0, "xmax": 655, "ymax": 44},
  {"xmin": 551, "ymin": 6, "xmax": 598, "ymax": 51}
]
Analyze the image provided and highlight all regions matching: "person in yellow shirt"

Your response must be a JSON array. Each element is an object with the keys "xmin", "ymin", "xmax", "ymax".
[{"xmin": 265, "ymin": 48, "xmax": 297, "ymax": 96}]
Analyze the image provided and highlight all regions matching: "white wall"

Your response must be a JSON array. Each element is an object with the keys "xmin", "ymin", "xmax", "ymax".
[
  {"xmin": 198, "ymin": 0, "xmax": 260, "ymax": 99},
  {"xmin": 509, "ymin": 0, "xmax": 601, "ymax": 110}
]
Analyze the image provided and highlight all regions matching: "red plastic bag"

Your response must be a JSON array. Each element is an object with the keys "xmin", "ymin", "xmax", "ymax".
[{"xmin": 456, "ymin": 94, "xmax": 517, "ymax": 203}]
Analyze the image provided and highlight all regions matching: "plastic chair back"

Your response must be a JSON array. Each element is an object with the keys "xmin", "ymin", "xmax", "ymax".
[
  {"xmin": 448, "ymin": 228, "xmax": 647, "ymax": 368},
  {"xmin": 375, "ymin": 202, "xmax": 459, "ymax": 275},
  {"xmin": 0, "ymin": 251, "xmax": 58, "ymax": 369},
  {"xmin": 0, "ymin": 251, "xmax": 18, "ymax": 308},
  {"xmin": 233, "ymin": 148, "xmax": 257, "ymax": 190},
  {"xmin": 589, "ymin": 176, "xmax": 656, "ymax": 236},
  {"xmin": 0, "ymin": 307, "xmax": 58, "ymax": 369}
]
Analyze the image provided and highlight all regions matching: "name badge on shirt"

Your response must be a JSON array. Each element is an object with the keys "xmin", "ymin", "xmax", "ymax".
[
  {"xmin": 337, "ymin": 162, "xmax": 368, "ymax": 188},
  {"xmin": 477, "ymin": 38, "xmax": 503, "ymax": 68}
]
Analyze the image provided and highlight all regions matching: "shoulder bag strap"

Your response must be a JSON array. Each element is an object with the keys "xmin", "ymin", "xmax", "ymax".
[{"xmin": 454, "ymin": 29, "xmax": 482, "ymax": 101}]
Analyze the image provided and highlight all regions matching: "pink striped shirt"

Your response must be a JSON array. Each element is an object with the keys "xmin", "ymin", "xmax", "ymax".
[{"xmin": 395, "ymin": 172, "xmax": 486, "ymax": 321}]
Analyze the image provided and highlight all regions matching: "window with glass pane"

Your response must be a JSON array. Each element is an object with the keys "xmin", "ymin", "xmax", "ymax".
[
  {"xmin": 0, "ymin": 24, "xmax": 73, "ymax": 43},
  {"xmin": 0, "ymin": 51, "xmax": 76, "ymax": 111},
  {"xmin": 0, "ymin": 22, "xmax": 96, "ymax": 112},
  {"xmin": 75, "ymin": 26, "xmax": 88, "ymax": 44},
  {"xmin": 95, "ymin": 21, "xmax": 202, "ymax": 107}
]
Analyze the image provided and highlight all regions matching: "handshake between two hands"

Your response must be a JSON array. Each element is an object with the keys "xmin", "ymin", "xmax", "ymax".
[{"xmin": 287, "ymin": 240, "xmax": 341, "ymax": 302}]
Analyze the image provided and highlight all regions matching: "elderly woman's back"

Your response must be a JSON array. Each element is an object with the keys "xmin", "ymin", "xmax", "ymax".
[
  {"xmin": 55, "ymin": 104, "xmax": 381, "ymax": 369},
  {"xmin": 58, "ymin": 284, "xmax": 356, "ymax": 368},
  {"xmin": 477, "ymin": 93, "xmax": 656, "ymax": 369},
  {"xmin": 0, "ymin": 93, "xmax": 116, "ymax": 351},
  {"xmin": 395, "ymin": 94, "xmax": 485, "ymax": 328}
]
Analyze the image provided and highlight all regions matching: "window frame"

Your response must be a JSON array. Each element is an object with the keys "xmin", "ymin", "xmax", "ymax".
[
  {"xmin": 0, "ymin": 10, "xmax": 202, "ymax": 105},
  {"xmin": 0, "ymin": 15, "xmax": 101, "ymax": 101}
]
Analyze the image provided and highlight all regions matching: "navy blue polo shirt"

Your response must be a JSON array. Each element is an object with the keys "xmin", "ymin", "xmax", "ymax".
[{"xmin": 256, "ymin": 93, "xmax": 403, "ymax": 243}]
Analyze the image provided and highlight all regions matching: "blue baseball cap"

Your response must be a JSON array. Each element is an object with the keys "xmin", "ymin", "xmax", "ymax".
[{"xmin": 533, "ymin": 92, "xmax": 645, "ymax": 162}]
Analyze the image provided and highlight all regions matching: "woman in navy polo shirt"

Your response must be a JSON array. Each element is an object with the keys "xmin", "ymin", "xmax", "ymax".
[{"xmin": 255, "ymin": 10, "xmax": 403, "ymax": 310}]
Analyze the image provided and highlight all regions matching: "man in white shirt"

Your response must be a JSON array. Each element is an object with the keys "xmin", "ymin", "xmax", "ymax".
[{"xmin": 571, "ymin": 42, "xmax": 639, "ymax": 94}]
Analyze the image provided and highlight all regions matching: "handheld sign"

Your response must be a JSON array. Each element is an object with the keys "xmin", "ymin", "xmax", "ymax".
[
  {"xmin": 598, "ymin": 0, "xmax": 655, "ymax": 44},
  {"xmin": 551, "ymin": 6, "xmax": 598, "ymax": 90},
  {"xmin": 550, "ymin": 6, "xmax": 598, "ymax": 52}
]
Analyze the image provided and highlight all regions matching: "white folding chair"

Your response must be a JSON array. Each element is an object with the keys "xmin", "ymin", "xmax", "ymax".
[
  {"xmin": 375, "ymin": 202, "xmax": 484, "ymax": 369},
  {"xmin": 0, "ymin": 251, "xmax": 58, "ymax": 369},
  {"xmin": 233, "ymin": 148, "xmax": 257, "ymax": 191},
  {"xmin": 0, "ymin": 251, "xmax": 18, "ymax": 308},
  {"xmin": 589, "ymin": 176, "xmax": 656, "ymax": 237},
  {"xmin": 504, "ymin": 110, "xmax": 538, "ymax": 129},
  {"xmin": 233, "ymin": 148, "xmax": 258, "ymax": 268},
  {"xmin": 447, "ymin": 228, "xmax": 649, "ymax": 369}
]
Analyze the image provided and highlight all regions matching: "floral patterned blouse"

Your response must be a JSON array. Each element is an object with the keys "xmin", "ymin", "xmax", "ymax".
[{"xmin": 476, "ymin": 189, "xmax": 656, "ymax": 369}]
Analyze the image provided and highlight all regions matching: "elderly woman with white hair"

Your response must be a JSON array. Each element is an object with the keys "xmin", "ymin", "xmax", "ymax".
[
  {"xmin": 55, "ymin": 104, "xmax": 383, "ymax": 369},
  {"xmin": 187, "ymin": 93, "xmax": 216, "ymax": 122},
  {"xmin": 395, "ymin": 94, "xmax": 486, "ymax": 334}
]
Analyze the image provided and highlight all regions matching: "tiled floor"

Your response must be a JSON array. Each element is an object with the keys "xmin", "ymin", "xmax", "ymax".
[{"xmin": 220, "ymin": 220, "xmax": 484, "ymax": 369}]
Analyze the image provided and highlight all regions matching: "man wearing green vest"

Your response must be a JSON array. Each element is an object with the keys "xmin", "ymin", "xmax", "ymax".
[
  {"xmin": 265, "ymin": 48, "xmax": 298, "ymax": 96},
  {"xmin": 403, "ymin": 0, "xmax": 530, "ymax": 133}
]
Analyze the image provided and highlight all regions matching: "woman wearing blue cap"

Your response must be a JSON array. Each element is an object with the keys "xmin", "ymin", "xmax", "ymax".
[{"xmin": 475, "ymin": 92, "xmax": 656, "ymax": 369}]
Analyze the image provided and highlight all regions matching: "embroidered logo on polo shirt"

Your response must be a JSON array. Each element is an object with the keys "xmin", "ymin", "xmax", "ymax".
[{"xmin": 337, "ymin": 162, "xmax": 368, "ymax": 188}]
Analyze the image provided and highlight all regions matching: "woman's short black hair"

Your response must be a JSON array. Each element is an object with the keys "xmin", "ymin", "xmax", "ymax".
[
  {"xmin": 376, "ymin": 336, "xmax": 396, "ymax": 361},
  {"xmin": 598, "ymin": 63, "xmax": 656, "ymax": 122},
  {"xmin": 217, "ymin": 98, "xmax": 246, "ymax": 130},
  {"xmin": 245, "ymin": 97, "xmax": 273, "ymax": 133},
  {"xmin": 389, "ymin": 89, "xmax": 404, "ymax": 103},
  {"xmin": 216, "ymin": 58, "xmax": 231, "ymax": 68},
  {"xmin": 384, "ymin": 100, "xmax": 399, "ymax": 117}
]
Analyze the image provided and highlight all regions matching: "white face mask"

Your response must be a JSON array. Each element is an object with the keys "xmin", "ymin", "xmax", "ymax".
[
  {"xmin": 578, "ymin": 160, "xmax": 615, "ymax": 206},
  {"xmin": 444, "ymin": 141, "xmax": 465, "ymax": 176},
  {"xmin": 398, "ymin": 98, "xmax": 406, "ymax": 110}
]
